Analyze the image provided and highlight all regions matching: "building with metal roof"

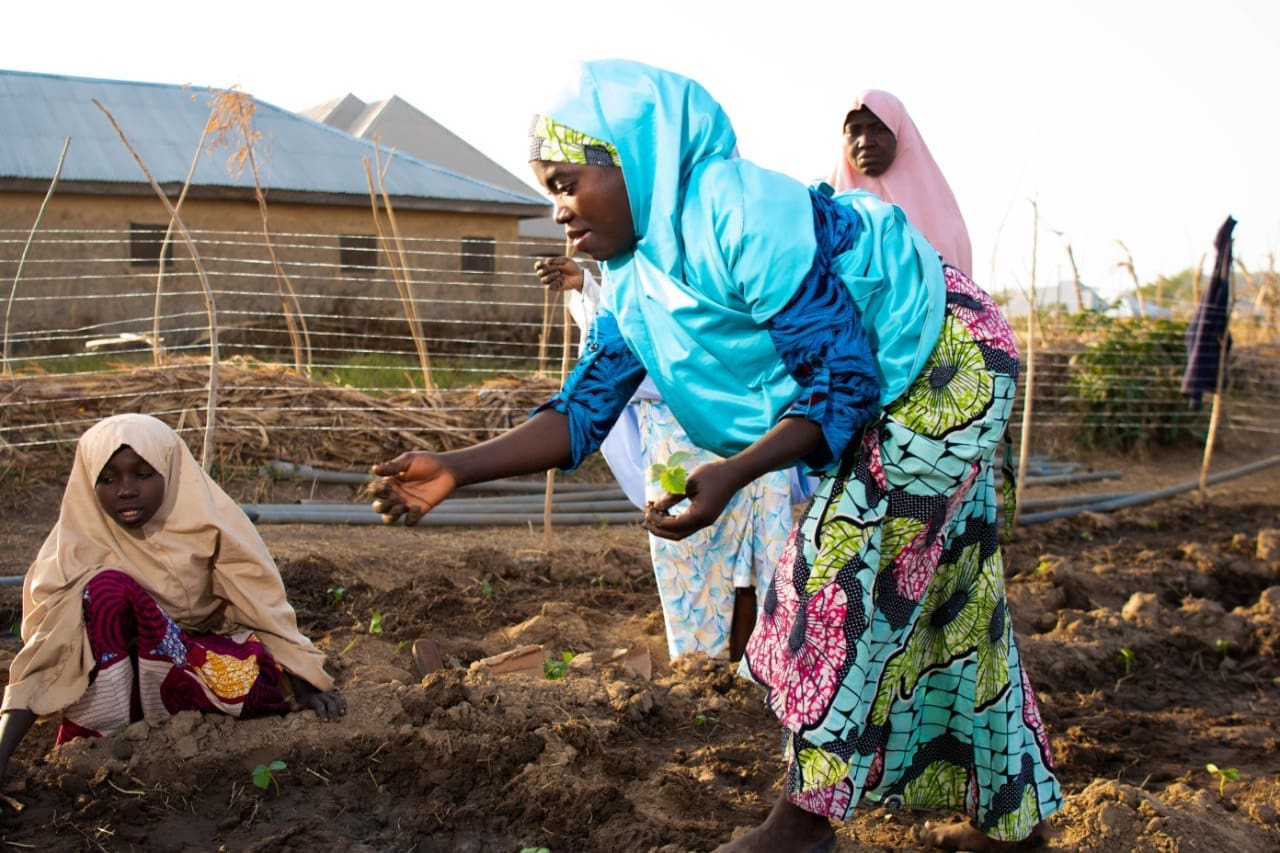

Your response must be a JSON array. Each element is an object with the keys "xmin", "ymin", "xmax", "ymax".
[{"xmin": 0, "ymin": 69, "xmax": 553, "ymax": 356}]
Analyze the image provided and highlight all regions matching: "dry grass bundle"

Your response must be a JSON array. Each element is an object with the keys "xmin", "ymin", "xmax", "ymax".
[{"xmin": 0, "ymin": 357, "xmax": 559, "ymax": 488}]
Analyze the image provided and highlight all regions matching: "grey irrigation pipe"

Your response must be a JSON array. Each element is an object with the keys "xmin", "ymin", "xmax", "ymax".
[
  {"xmin": 1017, "ymin": 491, "xmax": 1140, "ymax": 511},
  {"xmin": 264, "ymin": 461, "xmax": 626, "ymax": 495},
  {"xmin": 1017, "ymin": 454, "xmax": 1280, "ymax": 526},
  {"xmin": 260, "ymin": 498, "xmax": 641, "ymax": 514},
  {"xmin": 1022, "ymin": 470, "xmax": 1123, "ymax": 487},
  {"xmin": 241, "ymin": 505, "xmax": 642, "ymax": 526}
]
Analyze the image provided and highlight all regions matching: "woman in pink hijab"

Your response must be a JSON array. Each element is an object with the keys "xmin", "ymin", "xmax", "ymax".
[{"xmin": 829, "ymin": 90, "xmax": 974, "ymax": 276}]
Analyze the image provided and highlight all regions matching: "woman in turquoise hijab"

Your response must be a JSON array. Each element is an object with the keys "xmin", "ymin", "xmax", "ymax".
[{"xmin": 370, "ymin": 60, "xmax": 1061, "ymax": 851}]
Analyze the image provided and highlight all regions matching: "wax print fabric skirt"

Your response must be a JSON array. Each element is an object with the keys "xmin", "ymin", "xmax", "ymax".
[
  {"xmin": 56, "ymin": 570, "xmax": 291, "ymax": 745},
  {"xmin": 634, "ymin": 399, "xmax": 793, "ymax": 660},
  {"xmin": 743, "ymin": 266, "xmax": 1063, "ymax": 841}
]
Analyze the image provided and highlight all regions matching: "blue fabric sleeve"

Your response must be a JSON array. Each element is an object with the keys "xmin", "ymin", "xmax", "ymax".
[
  {"xmin": 531, "ymin": 309, "xmax": 647, "ymax": 471},
  {"xmin": 768, "ymin": 191, "xmax": 882, "ymax": 472}
]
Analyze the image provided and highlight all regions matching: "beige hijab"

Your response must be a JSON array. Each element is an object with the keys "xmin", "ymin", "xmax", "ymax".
[{"xmin": 3, "ymin": 414, "xmax": 332, "ymax": 716}]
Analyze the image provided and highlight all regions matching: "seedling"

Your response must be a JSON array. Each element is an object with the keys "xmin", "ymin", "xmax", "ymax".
[
  {"xmin": 326, "ymin": 586, "xmax": 346, "ymax": 608},
  {"xmin": 1205, "ymin": 762, "xmax": 1238, "ymax": 797},
  {"xmin": 519, "ymin": 847, "xmax": 551, "ymax": 853},
  {"xmin": 694, "ymin": 712, "xmax": 718, "ymax": 728},
  {"xmin": 591, "ymin": 574, "xmax": 607, "ymax": 590},
  {"xmin": 1214, "ymin": 638, "xmax": 1231, "ymax": 659},
  {"xmin": 479, "ymin": 578, "xmax": 494, "ymax": 599},
  {"xmin": 1079, "ymin": 530, "xmax": 1094, "ymax": 542},
  {"xmin": 543, "ymin": 651, "xmax": 575, "ymax": 680},
  {"xmin": 1116, "ymin": 648, "xmax": 1136, "ymax": 675},
  {"xmin": 648, "ymin": 451, "xmax": 693, "ymax": 496},
  {"xmin": 252, "ymin": 760, "xmax": 287, "ymax": 794},
  {"xmin": 369, "ymin": 611, "xmax": 383, "ymax": 634}
]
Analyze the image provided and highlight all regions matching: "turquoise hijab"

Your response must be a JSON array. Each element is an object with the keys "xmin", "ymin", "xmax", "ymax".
[{"xmin": 535, "ymin": 60, "xmax": 945, "ymax": 459}]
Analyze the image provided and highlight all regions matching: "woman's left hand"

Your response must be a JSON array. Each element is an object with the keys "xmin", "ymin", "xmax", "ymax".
[
  {"xmin": 289, "ymin": 674, "xmax": 347, "ymax": 722},
  {"xmin": 643, "ymin": 459, "xmax": 741, "ymax": 541}
]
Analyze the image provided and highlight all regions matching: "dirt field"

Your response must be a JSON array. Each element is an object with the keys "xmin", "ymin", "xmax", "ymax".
[{"xmin": 0, "ymin": 446, "xmax": 1277, "ymax": 852}]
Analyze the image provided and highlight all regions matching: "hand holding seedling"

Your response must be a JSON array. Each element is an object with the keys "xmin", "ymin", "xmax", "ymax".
[
  {"xmin": 369, "ymin": 452, "xmax": 458, "ymax": 526},
  {"xmin": 533, "ymin": 256, "xmax": 584, "ymax": 293},
  {"xmin": 644, "ymin": 456, "xmax": 742, "ymax": 541}
]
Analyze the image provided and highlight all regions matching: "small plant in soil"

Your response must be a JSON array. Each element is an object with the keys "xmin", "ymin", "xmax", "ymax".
[
  {"xmin": 1206, "ymin": 762, "xmax": 1239, "ymax": 797},
  {"xmin": 252, "ymin": 760, "xmax": 287, "ymax": 795},
  {"xmin": 648, "ymin": 451, "xmax": 693, "ymax": 495},
  {"xmin": 519, "ymin": 847, "xmax": 551, "ymax": 853},
  {"xmin": 1116, "ymin": 647, "xmax": 1136, "ymax": 675},
  {"xmin": 369, "ymin": 611, "xmax": 383, "ymax": 634},
  {"xmin": 543, "ymin": 651, "xmax": 575, "ymax": 680},
  {"xmin": 326, "ymin": 586, "xmax": 346, "ymax": 608}
]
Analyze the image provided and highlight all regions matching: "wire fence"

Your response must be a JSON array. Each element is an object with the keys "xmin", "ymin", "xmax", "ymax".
[{"xmin": 3, "ymin": 226, "xmax": 1278, "ymax": 491}]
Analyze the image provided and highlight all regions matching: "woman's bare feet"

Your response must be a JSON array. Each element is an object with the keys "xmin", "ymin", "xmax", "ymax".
[
  {"xmin": 713, "ymin": 793, "xmax": 836, "ymax": 852},
  {"xmin": 916, "ymin": 818, "xmax": 1049, "ymax": 850}
]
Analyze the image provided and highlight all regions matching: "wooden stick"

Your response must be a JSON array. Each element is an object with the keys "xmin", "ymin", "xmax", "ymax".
[
  {"xmin": 1199, "ymin": 266, "xmax": 1234, "ymax": 500},
  {"xmin": 1013, "ymin": 200, "xmax": 1038, "ymax": 529},
  {"xmin": 543, "ymin": 238, "xmax": 575, "ymax": 551}
]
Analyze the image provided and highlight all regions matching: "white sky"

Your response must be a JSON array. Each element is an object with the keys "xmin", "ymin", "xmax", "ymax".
[{"xmin": 6, "ymin": 0, "xmax": 1279, "ymax": 299}]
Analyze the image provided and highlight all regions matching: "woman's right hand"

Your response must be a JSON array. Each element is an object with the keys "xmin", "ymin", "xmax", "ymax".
[
  {"xmin": 368, "ymin": 452, "xmax": 458, "ymax": 526},
  {"xmin": 533, "ymin": 256, "xmax": 584, "ymax": 293}
]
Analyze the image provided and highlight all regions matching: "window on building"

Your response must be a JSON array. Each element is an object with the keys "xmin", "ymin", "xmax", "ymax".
[
  {"xmin": 340, "ymin": 234, "xmax": 380, "ymax": 273},
  {"xmin": 460, "ymin": 236, "xmax": 496, "ymax": 276},
  {"xmin": 129, "ymin": 223, "xmax": 175, "ymax": 268}
]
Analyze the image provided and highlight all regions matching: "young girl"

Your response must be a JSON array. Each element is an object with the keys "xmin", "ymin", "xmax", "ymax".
[
  {"xmin": 370, "ymin": 60, "xmax": 1060, "ymax": 851},
  {"xmin": 0, "ymin": 414, "xmax": 343, "ymax": 786}
]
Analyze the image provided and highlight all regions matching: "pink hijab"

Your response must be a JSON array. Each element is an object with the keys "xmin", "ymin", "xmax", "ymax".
[{"xmin": 829, "ymin": 90, "xmax": 973, "ymax": 276}]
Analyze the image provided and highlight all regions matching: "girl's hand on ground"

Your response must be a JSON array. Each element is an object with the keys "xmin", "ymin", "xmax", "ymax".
[
  {"xmin": 288, "ymin": 675, "xmax": 347, "ymax": 722},
  {"xmin": 643, "ymin": 460, "xmax": 739, "ymax": 540},
  {"xmin": 533, "ymin": 256, "xmax": 585, "ymax": 293},
  {"xmin": 368, "ymin": 452, "xmax": 458, "ymax": 526}
]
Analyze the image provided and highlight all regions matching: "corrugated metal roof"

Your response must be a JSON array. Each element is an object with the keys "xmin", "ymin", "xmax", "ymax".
[{"xmin": 0, "ymin": 69, "xmax": 550, "ymax": 212}]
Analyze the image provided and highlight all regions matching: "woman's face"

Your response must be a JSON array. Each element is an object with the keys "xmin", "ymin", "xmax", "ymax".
[
  {"xmin": 530, "ymin": 161, "xmax": 635, "ymax": 261},
  {"xmin": 95, "ymin": 444, "xmax": 165, "ymax": 529},
  {"xmin": 843, "ymin": 108, "xmax": 897, "ymax": 178}
]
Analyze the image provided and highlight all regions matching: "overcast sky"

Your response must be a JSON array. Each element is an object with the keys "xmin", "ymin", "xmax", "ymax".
[{"xmin": 6, "ymin": 0, "xmax": 1278, "ymax": 299}]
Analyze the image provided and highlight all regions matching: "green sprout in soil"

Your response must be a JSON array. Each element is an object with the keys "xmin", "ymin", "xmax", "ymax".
[
  {"xmin": 1205, "ymin": 762, "xmax": 1239, "ymax": 797},
  {"xmin": 543, "ymin": 651, "xmax": 575, "ymax": 680},
  {"xmin": 479, "ymin": 578, "xmax": 494, "ymax": 599},
  {"xmin": 1116, "ymin": 648, "xmax": 1136, "ymax": 674},
  {"xmin": 1214, "ymin": 638, "xmax": 1231, "ymax": 659},
  {"xmin": 252, "ymin": 760, "xmax": 287, "ymax": 794},
  {"xmin": 369, "ymin": 611, "xmax": 383, "ymax": 634},
  {"xmin": 326, "ymin": 586, "xmax": 346, "ymax": 608},
  {"xmin": 648, "ymin": 451, "xmax": 693, "ymax": 495},
  {"xmin": 694, "ymin": 712, "xmax": 718, "ymax": 728},
  {"xmin": 519, "ymin": 847, "xmax": 551, "ymax": 853}
]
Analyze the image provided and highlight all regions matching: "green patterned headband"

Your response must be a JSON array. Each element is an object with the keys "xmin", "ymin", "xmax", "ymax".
[{"xmin": 529, "ymin": 115, "xmax": 621, "ymax": 167}]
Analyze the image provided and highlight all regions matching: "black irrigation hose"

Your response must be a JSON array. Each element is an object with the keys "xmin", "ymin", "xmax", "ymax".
[{"xmin": 1017, "ymin": 454, "xmax": 1280, "ymax": 525}]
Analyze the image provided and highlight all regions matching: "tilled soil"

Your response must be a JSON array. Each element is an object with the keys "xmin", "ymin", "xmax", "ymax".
[{"xmin": 0, "ymin": 449, "xmax": 1277, "ymax": 852}]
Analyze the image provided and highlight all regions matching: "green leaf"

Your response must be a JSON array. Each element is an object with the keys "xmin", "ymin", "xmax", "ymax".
[
  {"xmin": 659, "ymin": 466, "xmax": 687, "ymax": 495},
  {"xmin": 665, "ymin": 451, "xmax": 693, "ymax": 467},
  {"xmin": 369, "ymin": 611, "xmax": 383, "ymax": 633}
]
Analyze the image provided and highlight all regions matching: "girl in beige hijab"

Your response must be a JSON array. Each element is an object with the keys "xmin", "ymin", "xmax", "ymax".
[{"xmin": 0, "ymin": 414, "xmax": 343, "ymax": 786}]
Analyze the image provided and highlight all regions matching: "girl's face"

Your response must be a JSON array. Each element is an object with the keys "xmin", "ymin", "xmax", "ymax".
[
  {"xmin": 530, "ymin": 161, "xmax": 635, "ymax": 261},
  {"xmin": 95, "ymin": 445, "xmax": 165, "ymax": 529},
  {"xmin": 843, "ymin": 108, "xmax": 897, "ymax": 178}
]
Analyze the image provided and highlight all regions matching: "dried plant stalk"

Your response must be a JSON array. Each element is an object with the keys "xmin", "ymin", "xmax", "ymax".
[
  {"xmin": 4, "ymin": 136, "xmax": 70, "ymax": 382},
  {"xmin": 94, "ymin": 99, "xmax": 220, "ymax": 470}
]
